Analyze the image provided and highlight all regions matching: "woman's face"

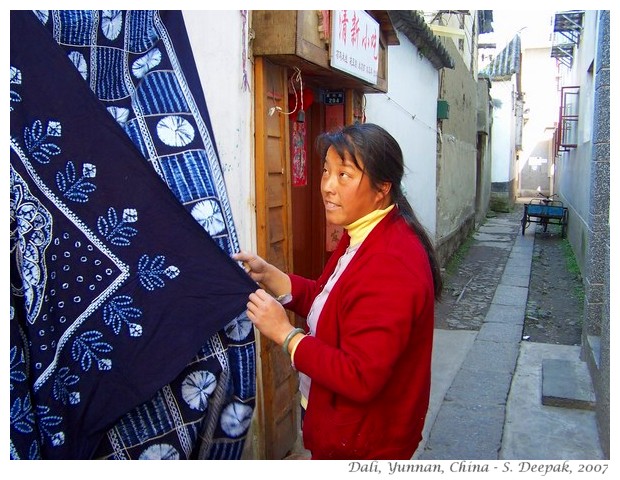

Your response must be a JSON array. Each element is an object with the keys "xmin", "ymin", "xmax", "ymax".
[{"xmin": 321, "ymin": 146, "xmax": 389, "ymax": 226}]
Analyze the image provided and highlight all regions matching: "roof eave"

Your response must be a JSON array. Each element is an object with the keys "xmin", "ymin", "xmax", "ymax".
[{"xmin": 388, "ymin": 10, "xmax": 455, "ymax": 70}]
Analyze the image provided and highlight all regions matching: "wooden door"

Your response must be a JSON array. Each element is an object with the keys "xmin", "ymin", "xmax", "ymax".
[
  {"xmin": 291, "ymin": 102, "xmax": 326, "ymax": 280},
  {"xmin": 254, "ymin": 57, "xmax": 298, "ymax": 459}
]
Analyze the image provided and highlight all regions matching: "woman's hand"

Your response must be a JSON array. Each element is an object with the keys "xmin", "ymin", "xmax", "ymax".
[
  {"xmin": 232, "ymin": 251, "xmax": 270, "ymax": 284},
  {"xmin": 246, "ymin": 289, "xmax": 293, "ymax": 345},
  {"xmin": 232, "ymin": 251, "xmax": 291, "ymax": 297}
]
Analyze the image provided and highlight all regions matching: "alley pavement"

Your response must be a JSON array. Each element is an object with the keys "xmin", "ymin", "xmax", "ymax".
[
  {"xmin": 287, "ymin": 201, "xmax": 605, "ymax": 460},
  {"xmin": 414, "ymin": 203, "xmax": 604, "ymax": 460}
]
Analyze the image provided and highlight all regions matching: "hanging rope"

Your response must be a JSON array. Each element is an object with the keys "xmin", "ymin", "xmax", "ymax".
[{"xmin": 268, "ymin": 67, "xmax": 304, "ymax": 117}]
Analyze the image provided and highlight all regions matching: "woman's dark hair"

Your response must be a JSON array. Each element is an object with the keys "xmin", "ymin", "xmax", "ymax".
[{"xmin": 316, "ymin": 122, "xmax": 443, "ymax": 300}]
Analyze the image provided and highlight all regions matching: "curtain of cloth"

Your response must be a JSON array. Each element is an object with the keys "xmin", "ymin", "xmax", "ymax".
[{"xmin": 10, "ymin": 10, "xmax": 257, "ymax": 460}]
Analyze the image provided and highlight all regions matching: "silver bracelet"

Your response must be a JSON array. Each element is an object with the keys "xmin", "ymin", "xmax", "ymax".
[
  {"xmin": 275, "ymin": 292, "xmax": 292, "ymax": 304},
  {"xmin": 282, "ymin": 327, "xmax": 305, "ymax": 353}
]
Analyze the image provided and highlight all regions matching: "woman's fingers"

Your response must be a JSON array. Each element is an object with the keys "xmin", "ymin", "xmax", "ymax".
[
  {"xmin": 246, "ymin": 289, "xmax": 264, "ymax": 317},
  {"xmin": 232, "ymin": 251, "xmax": 267, "ymax": 279},
  {"xmin": 247, "ymin": 289, "xmax": 270, "ymax": 315},
  {"xmin": 232, "ymin": 250, "xmax": 250, "ymax": 262},
  {"xmin": 253, "ymin": 289, "xmax": 271, "ymax": 301},
  {"xmin": 246, "ymin": 289, "xmax": 291, "ymax": 344}
]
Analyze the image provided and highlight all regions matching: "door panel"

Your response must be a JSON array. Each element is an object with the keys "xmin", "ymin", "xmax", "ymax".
[
  {"xmin": 254, "ymin": 57, "xmax": 298, "ymax": 459},
  {"xmin": 291, "ymin": 102, "xmax": 327, "ymax": 280}
]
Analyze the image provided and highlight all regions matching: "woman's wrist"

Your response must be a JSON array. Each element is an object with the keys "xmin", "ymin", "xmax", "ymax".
[
  {"xmin": 289, "ymin": 332, "xmax": 305, "ymax": 358},
  {"xmin": 281, "ymin": 327, "xmax": 305, "ymax": 353},
  {"xmin": 265, "ymin": 265, "xmax": 291, "ymax": 298}
]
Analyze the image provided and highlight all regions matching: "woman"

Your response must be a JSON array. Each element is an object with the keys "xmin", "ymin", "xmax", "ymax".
[{"xmin": 233, "ymin": 123, "xmax": 442, "ymax": 459}]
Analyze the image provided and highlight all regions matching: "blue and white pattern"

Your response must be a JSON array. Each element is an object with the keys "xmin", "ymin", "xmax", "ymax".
[
  {"xmin": 132, "ymin": 48, "xmax": 162, "ymax": 78},
  {"xmin": 10, "ymin": 66, "xmax": 22, "ymax": 111},
  {"xmin": 220, "ymin": 402, "xmax": 254, "ymax": 437},
  {"xmin": 139, "ymin": 444, "xmax": 180, "ymax": 460},
  {"xmin": 68, "ymin": 51, "xmax": 87, "ymax": 80},
  {"xmin": 10, "ymin": 10, "xmax": 256, "ymax": 460},
  {"xmin": 182, "ymin": 371, "xmax": 217, "ymax": 411},
  {"xmin": 157, "ymin": 115, "xmax": 195, "ymax": 147},
  {"xmin": 44, "ymin": 10, "xmax": 239, "ymax": 253},
  {"xmin": 101, "ymin": 10, "xmax": 123, "ymax": 41},
  {"xmin": 136, "ymin": 255, "xmax": 180, "ymax": 292},
  {"xmin": 10, "ymin": 165, "xmax": 53, "ymax": 324},
  {"xmin": 40, "ymin": 9, "xmax": 255, "ymax": 458},
  {"xmin": 56, "ymin": 161, "xmax": 97, "ymax": 204},
  {"xmin": 191, "ymin": 199, "xmax": 227, "ymax": 236}
]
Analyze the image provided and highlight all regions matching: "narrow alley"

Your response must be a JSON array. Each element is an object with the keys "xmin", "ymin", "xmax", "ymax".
[{"xmin": 415, "ymin": 201, "xmax": 603, "ymax": 460}]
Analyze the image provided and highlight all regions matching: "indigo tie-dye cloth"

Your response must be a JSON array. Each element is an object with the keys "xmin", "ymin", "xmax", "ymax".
[{"xmin": 10, "ymin": 10, "xmax": 257, "ymax": 460}]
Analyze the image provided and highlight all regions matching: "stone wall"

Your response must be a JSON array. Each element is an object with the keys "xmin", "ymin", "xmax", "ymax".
[
  {"xmin": 490, "ymin": 178, "xmax": 517, "ymax": 213},
  {"xmin": 436, "ymin": 212, "xmax": 476, "ymax": 269},
  {"xmin": 435, "ymin": 38, "xmax": 479, "ymax": 250},
  {"xmin": 582, "ymin": 10, "xmax": 610, "ymax": 459}
]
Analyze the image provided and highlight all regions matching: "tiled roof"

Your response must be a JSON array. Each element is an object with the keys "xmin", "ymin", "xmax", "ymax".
[
  {"xmin": 388, "ymin": 10, "xmax": 455, "ymax": 70},
  {"xmin": 480, "ymin": 34, "xmax": 521, "ymax": 80}
]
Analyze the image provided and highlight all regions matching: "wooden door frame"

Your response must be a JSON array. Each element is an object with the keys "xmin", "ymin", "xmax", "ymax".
[{"xmin": 253, "ymin": 56, "xmax": 298, "ymax": 459}]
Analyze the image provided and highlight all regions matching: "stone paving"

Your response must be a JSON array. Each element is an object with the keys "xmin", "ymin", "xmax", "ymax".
[
  {"xmin": 418, "ymin": 212, "xmax": 533, "ymax": 459},
  {"xmin": 435, "ymin": 209, "xmax": 523, "ymax": 332}
]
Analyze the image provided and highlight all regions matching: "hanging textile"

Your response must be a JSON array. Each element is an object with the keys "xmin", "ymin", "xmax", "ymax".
[
  {"xmin": 10, "ymin": 10, "xmax": 257, "ymax": 460},
  {"xmin": 291, "ymin": 121, "xmax": 308, "ymax": 187}
]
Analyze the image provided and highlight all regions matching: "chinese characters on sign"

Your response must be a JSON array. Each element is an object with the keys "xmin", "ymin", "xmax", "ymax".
[{"xmin": 329, "ymin": 10, "xmax": 379, "ymax": 84}]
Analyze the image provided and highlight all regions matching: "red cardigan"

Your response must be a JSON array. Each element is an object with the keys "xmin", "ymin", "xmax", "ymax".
[{"xmin": 287, "ymin": 209, "xmax": 435, "ymax": 459}]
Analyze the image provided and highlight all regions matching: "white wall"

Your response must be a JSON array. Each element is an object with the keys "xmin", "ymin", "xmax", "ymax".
[
  {"xmin": 364, "ymin": 34, "xmax": 439, "ymax": 238},
  {"xmin": 183, "ymin": 10, "xmax": 255, "ymax": 251},
  {"xmin": 490, "ymin": 80, "xmax": 516, "ymax": 183},
  {"xmin": 519, "ymin": 46, "xmax": 559, "ymax": 193},
  {"xmin": 521, "ymin": 48, "xmax": 559, "ymax": 158}
]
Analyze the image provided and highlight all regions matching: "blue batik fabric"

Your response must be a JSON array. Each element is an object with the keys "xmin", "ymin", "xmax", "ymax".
[{"xmin": 10, "ymin": 10, "xmax": 257, "ymax": 460}]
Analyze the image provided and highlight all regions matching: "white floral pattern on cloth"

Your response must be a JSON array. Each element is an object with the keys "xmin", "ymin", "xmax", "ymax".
[
  {"xmin": 182, "ymin": 371, "xmax": 217, "ymax": 411},
  {"xmin": 10, "ymin": 165, "xmax": 52, "ymax": 324},
  {"xmin": 220, "ymin": 401, "xmax": 253, "ymax": 438},
  {"xmin": 139, "ymin": 443, "xmax": 180, "ymax": 460},
  {"xmin": 157, "ymin": 115, "xmax": 195, "ymax": 147},
  {"xmin": 68, "ymin": 51, "xmax": 87, "ymax": 80},
  {"xmin": 191, "ymin": 199, "xmax": 226, "ymax": 237},
  {"xmin": 101, "ymin": 10, "xmax": 123, "ymax": 41},
  {"xmin": 132, "ymin": 48, "xmax": 162, "ymax": 79}
]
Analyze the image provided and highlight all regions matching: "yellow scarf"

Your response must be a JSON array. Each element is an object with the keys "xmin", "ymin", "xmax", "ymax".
[{"xmin": 345, "ymin": 204, "xmax": 395, "ymax": 246}]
